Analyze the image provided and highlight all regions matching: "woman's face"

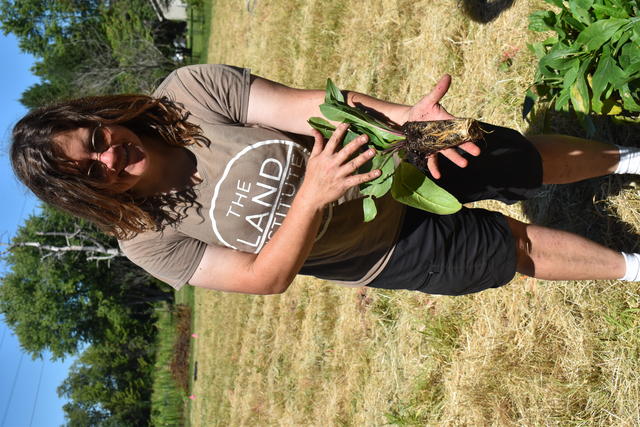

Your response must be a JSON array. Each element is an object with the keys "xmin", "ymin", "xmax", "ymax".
[{"xmin": 54, "ymin": 124, "xmax": 149, "ymax": 194}]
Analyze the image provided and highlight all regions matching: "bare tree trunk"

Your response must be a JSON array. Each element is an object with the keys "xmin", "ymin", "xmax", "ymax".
[{"xmin": 2, "ymin": 240, "xmax": 123, "ymax": 261}]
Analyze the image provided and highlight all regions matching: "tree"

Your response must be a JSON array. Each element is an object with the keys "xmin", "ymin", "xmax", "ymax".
[
  {"xmin": 58, "ymin": 338, "xmax": 155, "ymax": 426},
  {"xmin": 20, "ymin": 81, "xmax": 68, "ymax": 109},
  {"xmin": 0, "ymin": 0, "xmax": 103, "ymax": 56},
  {"xmin": 0, "ymin": 0, "xmax": 182, "ymax": 107},
  {"xmin": 0, "ymin": 204, "xmax": 173, "ymax": 426},
  {"xmin": 0, "ymin": 205, "xmax": 173, "ymax": 359}
]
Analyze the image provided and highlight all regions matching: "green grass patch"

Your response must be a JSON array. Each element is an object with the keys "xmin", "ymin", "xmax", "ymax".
[
  {"xmin": 150, "ymin": 303, "xmax": 193, "ymax": 427},
  {"xmin": 174, "ymin": 285, "xmax": 196, "ymax": 426},
  {"xmin": 175, "ymin": 283, "xmax": 195, "ymax": 307},
  {"xmin": 185, "ymin": 0, "xmax": 213, "ymax": 63}
]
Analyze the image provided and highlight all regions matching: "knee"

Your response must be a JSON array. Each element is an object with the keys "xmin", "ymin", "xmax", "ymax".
[{"xmin": 505, "ymin": 217, "xmax": 535, "ymax": 276}]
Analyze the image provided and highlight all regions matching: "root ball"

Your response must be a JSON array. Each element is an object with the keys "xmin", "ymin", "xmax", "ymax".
[{"xmin": 401, "ymin": 118, "xmax": 485, "ymax": 156}]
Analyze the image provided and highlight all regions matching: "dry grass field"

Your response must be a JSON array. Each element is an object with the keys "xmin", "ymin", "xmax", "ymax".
[{"xmin": 187, "ymin": 0, "xmax": 640, "ymax": 425}]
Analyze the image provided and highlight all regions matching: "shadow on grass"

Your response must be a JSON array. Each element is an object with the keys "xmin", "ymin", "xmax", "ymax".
[
  {"xmin": 521, "ymin": 108, "xmax": 640, "ymax": 253},
  {"xmin": 459, "ymin": 0, "xmax": 516, "ymax": 23}
]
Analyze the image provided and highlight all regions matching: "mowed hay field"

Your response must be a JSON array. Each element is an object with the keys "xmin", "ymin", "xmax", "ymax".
[{"xmin": 188, "ymin": 1, "xmax": 640, "ymax": 425}]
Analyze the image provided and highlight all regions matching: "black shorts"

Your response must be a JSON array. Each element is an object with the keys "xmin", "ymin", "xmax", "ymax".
[{"xmin": 367, "ymin": 122, "xmax": 543, "ymax": 295}]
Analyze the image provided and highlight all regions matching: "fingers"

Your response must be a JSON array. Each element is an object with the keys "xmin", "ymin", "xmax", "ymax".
[
  {"xmin": 335, "ymin": 133, "xmax": 369, "ymax": 163},
  {"xmin": 311, "ymin": 130, "xmax": 325, "ymax": 156},
  {"xmin": 427, "ymin": 155, "xmax": 441, "ymax": 180},
  {"xmin": 340, "ymin": 145, "xmax": 376, "ymax": 176},
  {"xmin": 325, "ymin": 122, "xmax": 350, "ymax": 152},
  {"xmin": 437, "ymin": 142, "xmax": 482, "ymax": 172},
  {"xmin": 313, "ymin": 122, "xmax": 380, "ymax": 178},
  {"xmin": 409, "ymin": 75, "xmax": 456, "ymax": 122},
  {"xmin": 458, "ymin": 141, "xmax": 481, "ymax": 156},
  {"xmin": 345, "ymin": 168, "xmax": 381, "ymax": 187},
  {"xmin": 423, "ymin": 74, "xmax": 452, "ymax": 106},
  {"xmin": 427, "ymin": 141, "xmax": 482, "ymax": 179}
]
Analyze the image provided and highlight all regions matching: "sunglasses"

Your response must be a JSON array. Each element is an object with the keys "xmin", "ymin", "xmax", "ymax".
[{"xmin": 86, "ymin": 123, "xmax": 109, "ymax": 181}]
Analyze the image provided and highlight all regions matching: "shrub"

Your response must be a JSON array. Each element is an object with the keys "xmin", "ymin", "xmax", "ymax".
[{"xmin": 524, "ymin": 0, "xmax": 640, "ymax": 131}]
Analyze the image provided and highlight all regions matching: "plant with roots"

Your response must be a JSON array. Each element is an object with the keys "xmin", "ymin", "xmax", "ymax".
[{"xmin": 308, "ymin": 79, "xmax": 484, "ymax": 221}]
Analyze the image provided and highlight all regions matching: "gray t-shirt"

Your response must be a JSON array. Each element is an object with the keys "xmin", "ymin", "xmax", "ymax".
[{"xmin": 119, "ymin": 64, "xmax": 405, "ymax": 289}]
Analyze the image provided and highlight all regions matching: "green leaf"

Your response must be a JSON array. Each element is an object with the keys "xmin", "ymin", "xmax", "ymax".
[
  {"xmin": 342, "ymin": 129, "xmax": 360, "ymax": 145},
  {"xmin": 319, "ymin": 103, "xmax": 402, "ymax": 149},
  {"xmin": 527, "ymin": 42, "xmax": 547, "ymax": 60},
  {"xmin": 568, "ymin": 0, "xmax": 594, "ymax": 25},
  {"xmin": 308, "ymin": 117, "xmax": 336, "ymax": 139},
  {"xmin": 562, "ymin": 13, "xmax": 587, "ymax": 32},
  {"xmin": 543, "ymin": 0, "xmax": 566, "ymax": 9},
  {"xmin": 612, "ymin": 29, "xmax": 632, "ymax": 56},
  {"xmin": 575, "ymin": 18, "xmax": 627, "ymax": 52},
  {"xmin": 593, "ymin": 4, "xmax": 630, "ymax": 19},
  {"xmin": 571, "ymin": 0, "xmax": 593, "ymax": 10},
  {"xmin": 633, "ymin": 21, "xmax": 640, "ymax": 42},
  {"xmin": 556, "ymin": 86, "xmax": 572, "ymax": 111},
  {"xmin": 538, "ymin": 44, "xmax": 580, "ymax": 72},
  {"xmin": 522, "ymin": 88, "xmax": 539, "ymax": 119},
  {"xmin": 609, "ymin": 26, "xmax": 625, "ymax": 46},
  {"xmin": 324, "ymin": 78, "xmax": 345, "ymax": 104},
  {"xmin": 317, "ymin": 79, "xmax": 405, "ymax": 149},
  {"xmin": 348, "ymin": 121, "xmax": 403, "ymax": 148},
  {"xmin": 360, "ymin": 153, "xmax": 395, "ymax": 198},
  {"xmin": 362, "ymin": 196, "xmax": 377, "ymax": 222},
  {"xmin": 529, "ymin": 11, "xmax": 558, "ymax": 32},
  {"xmin": 566, "ymin": 55, "xmax": 593, "ymax": 113},
  {"xmin": 620, "ymin": 83, "xmax": 640, "ymax": 112},
  {"xmin": 591, "ymin": 48, "xmax": 628, "ymax": 113},
  {"xmin": 307, "ymin": 116, "xmax": 359, "ymax": 146},
  {"xmin": 562, "ymin": 60, "xmax": 580, "ymax": 88},
  {"xmin": 619, "ymin": 41, "xmax": 640, "ymax": 70},
  {"xmin": 390, "ymin": 162, "xmax": 461, "ymax": 215}
]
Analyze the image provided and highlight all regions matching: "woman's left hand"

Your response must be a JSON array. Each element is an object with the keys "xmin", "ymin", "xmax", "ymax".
[{"xmin": 404, "ymin": 74, "xmax": 481, "ymax": 179}]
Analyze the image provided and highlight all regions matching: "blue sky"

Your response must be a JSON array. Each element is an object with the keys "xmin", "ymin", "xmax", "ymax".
[{"xmin": 0, "ymin": 33, "xmax": 73, "ymax": 427}]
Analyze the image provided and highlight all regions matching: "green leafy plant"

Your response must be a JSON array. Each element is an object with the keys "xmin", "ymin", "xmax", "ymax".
[
  {"xmin": 308, "ymin": 79, "xmax": 462, "ymax": 221},
  {"xmin": 524, "ymin": 0, "xmax": 640, "ymax": 131}
]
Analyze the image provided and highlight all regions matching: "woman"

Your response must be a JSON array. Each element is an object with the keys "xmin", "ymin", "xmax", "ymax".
[{"xmin": 11, "ymin": 64, "xmax": 640, "ymax": 295}]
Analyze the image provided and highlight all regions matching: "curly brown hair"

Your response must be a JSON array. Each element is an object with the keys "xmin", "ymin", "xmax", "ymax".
[{"xmin": 11, "ymin": 95, "xmax": 209, "ymax": 239}]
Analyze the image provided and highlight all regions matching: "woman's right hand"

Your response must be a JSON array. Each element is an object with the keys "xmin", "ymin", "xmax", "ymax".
[
  {"xmin": 403, "ymin": 74, "xmax": 481, "ymax": 179},
  {"xmin": 298, "ymin": 123, "xmax": 381, "ymax": 210}
]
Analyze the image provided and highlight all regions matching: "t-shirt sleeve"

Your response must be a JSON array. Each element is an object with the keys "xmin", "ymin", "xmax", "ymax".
[
  {"xmin": 153, "ymin": 64, "xmax": 251, "ymax": 125},
  {"xmin": 119, "ymin": 230, "xmax": 208, "ymax": 290}
]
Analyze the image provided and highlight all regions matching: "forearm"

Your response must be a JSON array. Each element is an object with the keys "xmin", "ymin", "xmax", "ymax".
[
  {"xmin": 248, "ymin": 188, "xmax": 324, "ymax": 294},
  {"xmin": 248, "ymin": 77, "xmax": 411, "ymax": 136},
  {"xmin": 190, "ymin": 194, "xmax": 322, "ymax": 295},
  {"xmin": 346, "ymin": 91, "xmax": 410, "ymax": 127}
]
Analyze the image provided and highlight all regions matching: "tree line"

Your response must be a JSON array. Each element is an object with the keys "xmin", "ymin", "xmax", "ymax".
[
  {"xmin": 1, "ymin": 0, "xmax": 193, "ymax": 424},
  {"xmin": 1, "ymin": 206, "xmax": 175, "ymax": 425},
  {"xmin": 0, "ymin": 0, "xmax": 185, "ymax": 109}
]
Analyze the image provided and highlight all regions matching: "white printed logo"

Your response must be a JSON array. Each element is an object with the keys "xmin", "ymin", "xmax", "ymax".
[{"xmin": 210, "ymin": 140, "xmax": 331, "ymax": 253}]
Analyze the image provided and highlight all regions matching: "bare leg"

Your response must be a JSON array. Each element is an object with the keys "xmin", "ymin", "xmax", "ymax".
[
  {"xmin": 528, "ymin": 134, "xmax": 620, "ymax": 185},
  {"xmin": 502, "ymin": 135, "xmax": 631, "ymax": 281},
  {"xmin": 506, "ymin": 217, "xmax": 626, "ymax": 280}
]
